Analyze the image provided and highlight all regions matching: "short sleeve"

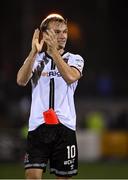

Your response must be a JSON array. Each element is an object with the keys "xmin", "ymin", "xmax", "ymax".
[{"xmin": 68, "ymin": 54, "xmax": 84, "ymax": 75}]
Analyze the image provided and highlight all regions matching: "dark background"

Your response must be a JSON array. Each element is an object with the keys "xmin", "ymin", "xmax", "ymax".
[
  {"xmin": 0, "ymin": 0, "xmax": 128, "ymax": 130},
  {"xmin": 1, "ymin": 0, "xmax": 128, "ymax": 100},
  {"xmin": 0, "ymin": 0, "xmax": 128, "ymax": 168}
]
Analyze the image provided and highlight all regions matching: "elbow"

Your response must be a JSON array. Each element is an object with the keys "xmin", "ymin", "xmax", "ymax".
[
  {"xmin": 65, "ymin": 69, "xmax": 81, "ymax": 84},
  {"xmin": 17, "ymin": 76, "xmax": 27, "ymax": 87},
  {"xmin": 66, "ymin": 76, "xmax": 78, "ymax": 85},
  {"xmin": 17, "ymin": 80, "xmax": 27, "ymax": 87}
]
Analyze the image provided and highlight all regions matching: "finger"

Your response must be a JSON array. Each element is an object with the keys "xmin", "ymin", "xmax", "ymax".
[
  {"xmin": 43, "ymin": 33, "xmax": 51, "ymax": 42},
  {"xmin": 46, "ymin": 30, "xmax": 55, "ymax": 39},
  {"xmin": 44, "ymin": 37, "xmax": 51, "ymax": 47},
  {"xmin": 33, "ymin": 29, "xmax": 39, "ymax": 40},
  {"xmin": 35, "ymin": 42, "xmax": 42, "ymax": 52},
  {"xmin": 50, "ymin": 29, "xmax": 56, "ymax": 36},
  {"xmin": 40, "ymin": 39, "xmax": 44, "ymax": 47},
  {"xmin": 47, "ymin": 30, "xmax": 57, "ymax": 43},
  {"xmin": 34, "ymin": 38, "xmax": 39, "ymax": 47},
  {"xmin": 36, "ymin": 38, "xmax": 45, "ymax": 52}
]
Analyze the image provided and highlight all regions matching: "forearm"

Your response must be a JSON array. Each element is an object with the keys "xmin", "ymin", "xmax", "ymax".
[
  {"xmin": 51, "ymin": 50, "xmax": 80, "ymax": 84},
  {"xmin": 17, "ymin": 50, "xmax": 37, "ymax": 86}
]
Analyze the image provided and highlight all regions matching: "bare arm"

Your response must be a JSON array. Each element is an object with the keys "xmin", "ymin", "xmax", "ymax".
[
  {"xmin": 17, "ymin": 29, "xmax": 44, "ymax": 86},
  {"xmin": 16, "ymin": 50, "xmax": 37, "ymax": 86}
]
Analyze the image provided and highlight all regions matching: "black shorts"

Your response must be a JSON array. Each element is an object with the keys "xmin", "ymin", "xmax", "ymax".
[{"xmin": 24, "ymin": 123, "xmax": 78, "ymax": 177}]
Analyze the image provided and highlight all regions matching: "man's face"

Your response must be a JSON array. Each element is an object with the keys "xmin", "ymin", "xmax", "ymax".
[{"xmin": 48, "ymin": 21, "xmax": 68, "ymax": 50}]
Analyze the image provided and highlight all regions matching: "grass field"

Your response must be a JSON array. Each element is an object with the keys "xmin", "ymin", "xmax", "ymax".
[{"xmin": 0, "ymin": 161, "xmax": 128, "ymax": 179}]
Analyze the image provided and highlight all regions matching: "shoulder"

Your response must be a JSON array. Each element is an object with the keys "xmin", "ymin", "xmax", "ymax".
[{"xmin": 63, "ymin": 52, "xmax": 84, "ymax": 61}]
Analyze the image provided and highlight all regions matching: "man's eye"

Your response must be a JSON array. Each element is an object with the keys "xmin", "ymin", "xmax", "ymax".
[
  {"xmin": 55, "ymin": 30, "xmax": 60, "ymax": 34},
  {"xmin": 64, "ymin": 30, "xmax": 68, "ymax": 33}
]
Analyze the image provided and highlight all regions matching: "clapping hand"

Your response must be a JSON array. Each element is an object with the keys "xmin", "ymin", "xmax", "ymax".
[{"xmin": 32, "ymin": 28, "xmax": 44, "ymax": 53}]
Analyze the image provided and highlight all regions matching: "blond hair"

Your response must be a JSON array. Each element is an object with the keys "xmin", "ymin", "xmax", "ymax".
[{"xmin": 40, "ymin": 13, "xmax": 67, "ymax": 32}]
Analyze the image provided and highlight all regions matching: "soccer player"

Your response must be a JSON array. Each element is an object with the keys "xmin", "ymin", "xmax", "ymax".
[{"xmin": 17, "ymin": 13, "xmax": 84, "ymax": 179}]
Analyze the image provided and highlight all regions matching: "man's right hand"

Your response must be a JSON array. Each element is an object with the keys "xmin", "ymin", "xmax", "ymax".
[{"xmin": 32, "ymin": 28, "xmax": 44, "ymax": 53}]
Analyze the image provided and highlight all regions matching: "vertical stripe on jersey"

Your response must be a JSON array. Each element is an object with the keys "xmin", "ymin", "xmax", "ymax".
[{"xmin": 49, "ymin": 60, "xmax": 55, "ymax": 109}]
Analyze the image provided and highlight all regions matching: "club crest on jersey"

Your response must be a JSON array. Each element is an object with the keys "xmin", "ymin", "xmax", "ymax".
[{"xmin": 41, "ymin": 70, "xmax": 61, "ymax": 77}]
